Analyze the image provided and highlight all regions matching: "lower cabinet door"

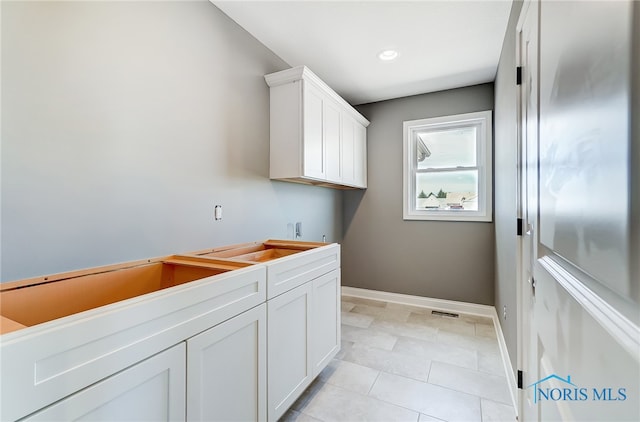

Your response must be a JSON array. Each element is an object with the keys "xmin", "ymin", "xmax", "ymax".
[
  {"xmin": 187, "ymin": 303, "xmax": 267, "ymax": 422},
  {"xmin": 312, "ymin": 269, "xmax": 341, "ymax": 376},
  {"xmin": 23, "ymin": 344, "xmax": 186, "ymax": 421},
  {"xmin": 267, "ymin": 282, "xmax": 313, "ymax": 421}
]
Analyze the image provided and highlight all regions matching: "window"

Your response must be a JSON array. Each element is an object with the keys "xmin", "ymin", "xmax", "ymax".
[{"xmin": 403, "ymin": 111, "xmax": 492, "ymax": 222}]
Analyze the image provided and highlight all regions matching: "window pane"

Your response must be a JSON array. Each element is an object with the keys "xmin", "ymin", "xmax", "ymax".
[
  {"xmin": 415, "ymin": 170, "xmax": 478, "ymax": 211},
  {"xmin": 416, "ymin": 126, "xmax": 477, "ymax": 169}
]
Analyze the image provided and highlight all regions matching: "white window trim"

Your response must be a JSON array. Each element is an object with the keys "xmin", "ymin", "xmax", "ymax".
[{"xmin": 403, "ymin": 110, "xmax": 493, "ymax": 222}]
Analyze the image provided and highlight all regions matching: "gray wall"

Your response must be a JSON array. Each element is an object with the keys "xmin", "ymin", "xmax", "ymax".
[
  {"xmin": 493, "ymin": 0, "xmax": 523, "ymax": 375},
  {"xmin": 1, "ymin": 1, "xmax": 342, "ymax": 282},
  {"xmin": 342, "ymin": 84, "xmax": 495, "ymax": 305}
]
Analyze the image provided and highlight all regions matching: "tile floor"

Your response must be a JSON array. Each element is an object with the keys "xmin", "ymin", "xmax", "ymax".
[{"xmin": 280, "ymin": 296, "xmax": 516, "ymax": 422}]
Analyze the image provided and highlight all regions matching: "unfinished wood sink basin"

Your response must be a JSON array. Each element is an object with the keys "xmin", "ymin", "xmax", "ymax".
[
  {"xmin": 186, "ymin": 239, "xmax": 326, "ymax": 263},
  {"xmin": 0, "ymin": 257, "xmax": 249, "ymax": 335}
]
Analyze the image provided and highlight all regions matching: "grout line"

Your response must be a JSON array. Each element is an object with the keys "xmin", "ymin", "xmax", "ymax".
[{"xmin": 366, "ymin": 371, "xmax": 381, "ymax": 396}]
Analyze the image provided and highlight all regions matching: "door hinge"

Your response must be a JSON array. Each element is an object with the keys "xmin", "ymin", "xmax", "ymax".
[
  {"xmin": 518, "ymin": 370, "xmax": 524, "ymax": 389},
  {"xmin": 517, "ymin": 218, "xmax": 524, "ymax": 236},
  {"xmin": 516, "ymin": 66, "xmax": 523, "ymax": 85}
]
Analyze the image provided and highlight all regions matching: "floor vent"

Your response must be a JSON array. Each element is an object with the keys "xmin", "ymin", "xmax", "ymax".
[{"xmin": 431, "ymin": 310, "xmax": 459, "ymax": 318}]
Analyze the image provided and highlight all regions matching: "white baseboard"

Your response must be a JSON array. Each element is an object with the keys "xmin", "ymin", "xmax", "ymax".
[
  {"xmin": 490, "ymin": 307, "xmax": 519, "ymax": 417},
  {"xmin": 341, "ymin": 286, "xmax": 495, "ymax": 317},
  {"xmin": 341, "ymin": 286, "xmax": 519, "ymax": 415}
]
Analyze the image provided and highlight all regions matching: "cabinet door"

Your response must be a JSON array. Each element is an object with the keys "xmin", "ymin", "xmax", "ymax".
[
  {"xmin": 302, "ymin": 82, "xmax": 325, "ymax": 180},
  {"xmin": 341, "ymin": 114, "xmax": 356, "ymax": 186},
  {"xmin": 324, "ymin": 100, "xmax": 342, "ymax": 183},
  {"xmin": 24, "ymin": 344, "xmax": 186, "ymax": 421},
  {"xmin": 312, "ymin": 269, "xmax": 341, "ymax": 376},
  {"xmin": 354, "ymin": 123, "xmax": 367, "ymax": 188},
  {"xmin": 341, "ymin": 115, "xmax": 367, "ymax": 188},
  {"xmin": 267, "ymin": 282, "xmax": 313, "ymax": 421},
  {"xmin": 187, "ymin": 303, "xmax": 266, "ymax": 422}
]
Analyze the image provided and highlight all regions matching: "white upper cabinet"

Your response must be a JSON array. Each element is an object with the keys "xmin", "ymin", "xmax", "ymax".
[
  {"xmin": 265, "ymin": 66, "xmax": 369, "ymax": 189},
  {"xmin": 341, "ymin": 113, "xmax": 367, "ymax": 188}
]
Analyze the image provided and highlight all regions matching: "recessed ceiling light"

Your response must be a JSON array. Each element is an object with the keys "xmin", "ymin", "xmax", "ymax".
[{"xmin": 378, "ymin": 49, "xmax": 398, "ymax": 61}]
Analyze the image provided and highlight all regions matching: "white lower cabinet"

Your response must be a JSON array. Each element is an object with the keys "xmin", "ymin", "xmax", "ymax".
[
  {"xmin": 267, "ymin": 282, "xmax": 313, "ymax": 421},
  {"xmin": 23, "ymin": 344, "xmax": 186, "ymax": 421},
  {"xmin": 312, "ymin": 269, "xmax": 341, "ymax": 376},
  {"xmin": 187, "ymin": 304, "xmax": 267, "ymax": 422},
  {"xmin": 5, "ymin": 243, "xmax": 340, "ymax": 422},
  {"xmin": 267, "ymin": 269, "xmax": 341, "ymax": 421}
]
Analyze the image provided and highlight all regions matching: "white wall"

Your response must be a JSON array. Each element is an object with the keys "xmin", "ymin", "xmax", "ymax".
[{"xmin": 1, "ymin": 1, "xmax": 342, "ymax": 281}]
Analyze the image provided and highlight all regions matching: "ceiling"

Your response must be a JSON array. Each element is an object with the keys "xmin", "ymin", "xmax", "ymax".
[{"xmin": 213, "ymin": 1, "xmax": 513, "ymax": 105}]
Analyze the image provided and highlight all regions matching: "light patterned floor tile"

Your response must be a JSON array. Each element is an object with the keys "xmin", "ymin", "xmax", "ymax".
[
  {"xmin": 291, "ymin": 379, "xmax": 325, "ymax": 413},
  {"xmin": 437, "ymin": 330, "xmax": 501, "ymax": 354},
  {"xmin": 385, "ymin": 302, "xmax": 432, "ymax": 315},
  {"xmin": 369, "ymin": 372, "xmax": 481, "ymax": 421},
  {"xmin": 478, "ymin": 350, "xmax": 505, "ymax": 376},
  {"xmin": 408, "ymin": 312, "xmax": 477, "ymax": 336},
  {"xmin": 370, "ymin": 319, "xmax": 438, "ymax": 342},
  {"xmin": 428, "ymin": 361, "xmax": 511, "ymax": 404},
  {"xmin": 342, "ymin": 296, "xmax": 387, "ymax": 308},
  {"xmin": 342, "ymin": 325, "xmax": 398, "ymax": 350},
  {"xmin": 341, "ymin": 311, "xmax": 374, "ymax": 328},
  {"xmin": 335, "ymin": 340, "xmax": 354, "ymax": 360},
  {"xmin": 342, "ymin": 343, "xmax": 431, "ymax": 382},
  {"xmin": 341, "ymin": 301, "xmax": 356, "ymax": 312},
  {"xmin": 318, "ymin": 359, "xmax": 380, "ymax": 395},
  {"xmin": 393, "ymin": 336, "xmax": 477, "ymax": 370},
  {"xmin": 351, "ymin": 304, "xmax": 412, "ymax": 322},
  {"xmin": 419, "ymin": 414, "xmax": 447, "ymax": 422},
  {"xmin": 297, "ymin": 382, "xmax": 420, "ymax": 422},
  {"xmin": 278, "ymin": 408, "xmax": 323, "ymax": 422},
  {"xmin": 481, "ymin": 398, "xmax": 517, "ymax": 422}
]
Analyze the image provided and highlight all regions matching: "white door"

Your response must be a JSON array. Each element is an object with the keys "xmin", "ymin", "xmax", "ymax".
[
  {"xmin": 517, "ymin": 2, "xmax": 540, "ymax": 420},
  {"xmin": 519, "ymin": 1, "xmax": 640, "ymax": 421},
  {"xmin": 24, "ymin": 344, "xmax": 186, "ymax": 421},
  {"xmin": 187, "ymin": 304, "xmax": 267, "ymax": 422},
  {"xmin": 267, "ymin": 282, "xmax": 313, "ymax": 421},
  {"xmin": 312, "ymin": 269, "xmax": 341, "ymax": 376}
]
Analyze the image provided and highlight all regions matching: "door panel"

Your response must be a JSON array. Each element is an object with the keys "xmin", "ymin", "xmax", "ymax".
[
  {"xmin": 187, "ymin": 304, "xmax": 266, "ymax": 422},
  {"xmin": 303, "ymin": 82, "xmax": 325, "ymax": 179},
  {"xmin": 312, "ymin": 269, "xmax": 340, "ymax": 376},
  {"xmin": 24, "ymin": 344, "xmax": 186, "ymax": 421},
  {"xmin": 341, "ymin": 115, "xmax": 356, "ymax": 185},
  {"xmin": 325, "ymin": 100, "xmax": 342, "ymax": 182},
  {"xmin": 538, "ymin": 0, "xmax": 634, "ymax": 301},
  {"xmin": 267, "ymin": 282, "xmax": 313, "ymax": 421}
]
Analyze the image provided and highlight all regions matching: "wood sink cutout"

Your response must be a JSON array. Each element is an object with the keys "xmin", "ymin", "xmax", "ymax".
[
  {"xmin": 0, "ymin": 259, "xmax": 243, "ymax": 334},
  {"xmin": 189, "ymin": 239, "xmax": 326, "ymax": 263}
]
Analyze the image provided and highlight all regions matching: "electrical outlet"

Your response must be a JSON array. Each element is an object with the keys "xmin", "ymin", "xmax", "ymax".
[{"xmin": 503, "ymin": 305, "xmax": 507, "ymax": 320}]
